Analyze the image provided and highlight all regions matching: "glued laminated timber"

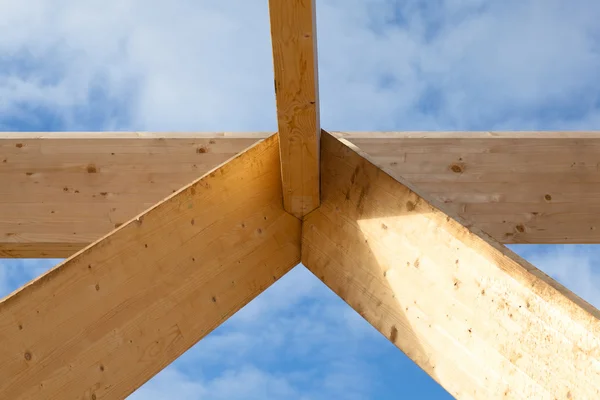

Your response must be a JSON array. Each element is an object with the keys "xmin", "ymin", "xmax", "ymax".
[{"xmin": 0, "ymin": 0, "xmax": 599, "ymax": 399}]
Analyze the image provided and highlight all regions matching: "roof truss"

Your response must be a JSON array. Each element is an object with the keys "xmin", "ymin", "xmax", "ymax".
[
  {"xmin": 0, "ymin": 134, "xmax": 300, "ymax": 399},
  {"xmin": 1, "ymin": 0, "xmax": 599, "ymax": 398}
]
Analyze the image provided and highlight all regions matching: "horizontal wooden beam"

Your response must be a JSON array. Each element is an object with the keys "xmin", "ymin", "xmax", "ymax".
[
  {"xmin": 3, "ymin": 130, "xmax": 600, "ymax": 257},
  {"xmin": 0, "ymin": 132, "xmax": 271, "ymax": 257},
  {"xmin": 303, "ymin": 132, "xmax": 600, "ymax": 399},
  {"xmin": 0, "ymin": 133, "xmax": 301, "ymax": 399},
  {"xmin": 0, "ymin": 132, "xmax": 271, "ymax": 139},
  {"xmin": 335, "ymin": 131, "xmax": 600, "ymax": 244},
  {"xmin": 269, "ymin": 0, "xmax": 321, "ymax": 218}
]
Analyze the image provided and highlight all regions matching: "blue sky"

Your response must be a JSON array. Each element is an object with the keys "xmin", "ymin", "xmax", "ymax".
[{"xmin": 1, "ymin": 0, "xmax": 600, "ymax": 398}]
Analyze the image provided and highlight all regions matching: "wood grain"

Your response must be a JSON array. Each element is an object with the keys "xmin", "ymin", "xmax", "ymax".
[
  {"xmin": 337, "ymin": 131, "xmax": 600, "ymax": 243},
  {"xmin": 4, "ymin": 130, "xmax": 600, "ymax": 256},
  {"xmin": 269, "ymin": 0, "xmax": 320, "ymax": 218},
  {"xmin": 0, "ymin": 133, "xmax": 268, "ymax": 257},
  {"xmin": 0, "ymin": 133, "xmax": 301, "ymax": 399},
  {"xmin": 303, "ymin": 131, "xmax": 600, "ymax": 399}
]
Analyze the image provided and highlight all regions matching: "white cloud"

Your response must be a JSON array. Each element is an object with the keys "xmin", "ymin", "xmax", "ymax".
[
  {"xmin": 0, "ymin": 0, "xmax": 276, "ymax": 131},
  {"xmin": 2, "ymin": 0, "xmax": 600, "ymax": 398},
  {"xmin": 1, "ymin": 0, "xmax": 600, "ymax": 131},
  {"xmin": 318, "ymin": 0, "xmax": 600, "ymax": 130},
  {"xmin": 130, "ymin": 366, "xmax": 298, "ymax": 400},
  {"xmin": 131, "ymin": 360, "xmax": 374, "ymax": 400}
]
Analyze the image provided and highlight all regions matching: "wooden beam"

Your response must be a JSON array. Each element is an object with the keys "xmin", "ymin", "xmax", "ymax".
[
  {"xmin": 0, "ymin": 134, "xmax": 301, "ymax": 399},
  {"xmin": 303, "ymin": 131, "xmax": 600, "ymax": 399},
  {"xmin": 335, "ymin": 131, "xmax": 600, "ymax": 244},
  {"xmin": 268, "ymin": 0, "xmax": 320, "ymax": 218},
  {"xmin": 0, "ymin": 132, "xmax": 270, "ymax": 258},
  {"xmin": 4, "ymin": 131, "xmax": 600, "ymax": 257}
]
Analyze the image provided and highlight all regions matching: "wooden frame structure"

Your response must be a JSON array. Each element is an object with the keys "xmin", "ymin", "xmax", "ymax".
[{"xmin": 0, "ymin": 1, "xmax": 598, "ymax": 398}]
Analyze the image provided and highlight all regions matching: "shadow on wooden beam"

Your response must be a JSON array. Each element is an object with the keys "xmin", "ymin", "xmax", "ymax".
[
  {"xmin": 335, "ymin": 131, "xmax": 600, "ymax": 244},
  {"xmin": 302, "ymin": 131, "xmax": 600, "ymax": 399}
]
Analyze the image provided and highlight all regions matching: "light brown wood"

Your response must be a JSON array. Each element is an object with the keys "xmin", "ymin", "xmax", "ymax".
[
  {"xmin": 333, "ymin": 131, "xmax": 600, "ymax": 139},
  {"xmin": 303, "ymin": 132, "xmax": 600, "ymax": 399},
  {"xmin": 336, "ymin": 131, "xmax": 600, "ymax": 243},
  {"xmin": 0, "ymin": 243, "xmax": 85, "ymax": 259},
  {"xmin": 1, "ymin": 132, "xmax": 271, "ymax": 139},
  {"xmin": 268, "ymin": 0, "xmax": 320, "ymax": 218},
  {"xmin": 0, "ymin": 133, "xmax": 269, "ymax": 257},
  {"xmin": 4, "ymin": 131, "xmax": 600, "ymax": 257},
  {"xmin": 0, "ymin": 134, "xmax": 301, "ymax": 399}
]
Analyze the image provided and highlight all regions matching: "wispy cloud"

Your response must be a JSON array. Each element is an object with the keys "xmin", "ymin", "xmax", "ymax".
[
  {"xmin": 1, "ymin": 0, "xmax": 599, "ymax": 132},
  {"xmin": 1, "ymin": 0, "xmax": 600, "ymax": 398},
  {"xmin": 318, "ymin": 0, "xmax": 600, "ymax": 130}
]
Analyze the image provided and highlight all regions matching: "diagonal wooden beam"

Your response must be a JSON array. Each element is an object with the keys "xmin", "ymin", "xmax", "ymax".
[
  {"xmin": 302, "ymin": 131, "xmax": 600, "ymax": 399},
  {"xmin": 268, "ymin": 0, "xmax": 320, "ymax": 218},
  {"xmin": 336, "ymin": 131, "xmax": 600, "ymax": 244},
  {"xmin": 0, "ymin": 132, "xmax": 270, "ymax": 258},
  {"xmin": 0, "ymin": 134, "xmax": 301, "ymax": 399}
]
